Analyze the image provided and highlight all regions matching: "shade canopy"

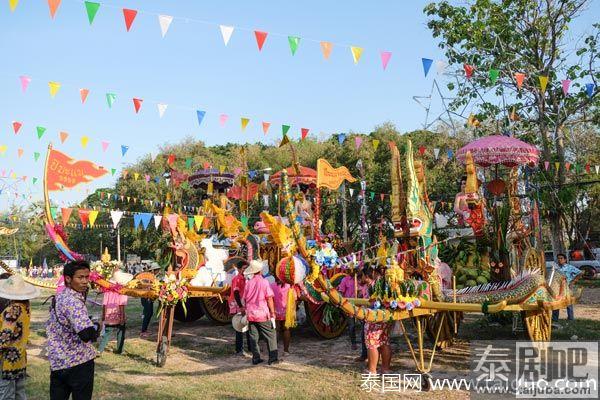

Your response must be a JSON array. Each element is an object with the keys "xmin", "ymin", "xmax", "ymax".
[
  {"xmin": 188, "ymin": 168, "xmax": 235, "ymax": 190},
  {"xmin": 269, "ymin": 165, "xmax": 317, "ymax": 187},
  {"xmin": 456, "ymin": 135, "xmax": 540, "ymax": 167}
]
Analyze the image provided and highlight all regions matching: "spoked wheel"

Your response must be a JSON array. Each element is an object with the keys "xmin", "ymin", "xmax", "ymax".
[
  {"xmin": 201, "ymin": 297, "xmax": 232, "ymax": 324},
  {"xmin": 304, "ymin": 300, "xmax": 347, "ymax": 339},
  {"xmin": 523, "ymin": 310, "xmax": 552, "ymax": 341},
  {"xmin": 421, "ymin": 373, "xmax": 432, "ymax": 392},
  {"xmin": 174, "ymin": 298, "xmax": 205, "ymax": 322},
  {"xmin": 425, "ymin": 311, "xmax": 462, "ymax": 349},
  {"xmin": 156, "ymin": 337, "xmax": 168, "ymax": 367}
]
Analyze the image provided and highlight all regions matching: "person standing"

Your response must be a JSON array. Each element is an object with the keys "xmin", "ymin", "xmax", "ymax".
[
  {"xmin": 0, "ymin": 274, "xmax": 40, "ymax": 400},
  {"xmin": 270, "ymin": 275, "xmax": 295, "ymax": 356},
  {"xmin": 139, "ymin": 298, "xmax": 153, "ymax": 338},
  {"xmin": 552, "ymin": 253, "xmax": 582, "ymax": 321},
  {"xmin": 46, "ymin": 261, "xmax": 100, "ymax": 400},
  {"xmin": 241, "ymin": 260, "xmax": 278, "ymax": 365},
  {"xmin": 337, "ymin": 270, "xmax": 359, "ymax": 350},
  {"xmin": 226, "ymin": 257, "xmax": 250, "ymax": 356},
  {"xmin": 97, "ymin": 291, "xmax": 127, "ymax": 354}
]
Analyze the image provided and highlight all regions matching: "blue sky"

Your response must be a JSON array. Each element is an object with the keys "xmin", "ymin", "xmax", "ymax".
[{"xmin": 0, "ymin": 0, "xmax": 598, "ymax": 211}]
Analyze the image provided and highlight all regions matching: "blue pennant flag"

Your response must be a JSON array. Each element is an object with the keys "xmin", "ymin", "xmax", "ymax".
[
  {"xmin": 133, "ymin": 213, "xmax": 142, "ymax": 229},
  {"xmin": 121, "ymin": 145, "xmax": 129, "ymax": 157},
  {"xmin": 197, "ymin": 110, "xmax": 206, "ymax": 126},
  {"xmin": 140, "ymin": 213, "xmax": 153, "ymax": 230},
  {"xmin": 338, "ymin": 133, "xmax": 346, "ymax": 145},
  {"xmin": 422, "ymin": 58, "xmax": 433, "ymax": 77}
]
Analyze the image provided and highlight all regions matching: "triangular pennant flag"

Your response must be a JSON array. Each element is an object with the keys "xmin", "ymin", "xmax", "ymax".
[
  {"xmin": 167, "ymin": 213, "xmax": 179, "ymax": 232},
  {"xmin": 463, "ymin": 64, "xmax": 475, "ymax": 79},
  {"xmin": 241, "ymin": 117, "xmax": 250, "ymax": 131},
  {"xmin": 193, "ymin": 215, "xmax": 205, "ymax": 231},
  {"xmin": 539, "ymin": 76, "xmax": 548, "ymax": 93},
  {"xmin": 585, "ymin": 163, "xmax": 591, "ymax": 173},
  {"xmin": 17, "ymin": 148, "xmax": 23, "ymax": 158},
  {"xmin": 433, "ymin": 148, "xmax": 440, "ymax": 159},
  {"xmin": 110, "ymin": 210, "xmax": 123, "ymax": 227},
  {"xmin": 32, "ymin": 177, "xmax": 38, "ymax": 184},
  {"xmin": 372, "ymin": 139, "xmax": 380, "ymax": 150},
  {"xmin": 515, "ymin": 73, "xmax": 525, "ymax": 90},
  {"xmin": 36, "ymin": 126, "xmax": 46, "ymax": 139},
  {"xmin": 185, "ymin": 158, "xmax": 192, "ymax": 169},
  {"xmin": 219, "ymin": 114, "xmax": 228, "ymax": 126},
  {"xmin": 561, "ymin": 80, "xmax": 571, "ymax": 95},
  {"xmin": 301, "ymin": 128, "xmax": 309, "ymax": 140},
  {"xmin": 254, "ymin": 31, "xmax": 268, "ymax": 51},
  {"xmin": 262, "ymin": 122, "xmax": 271, "ymax": 134},
  {"xmin": 380, "ymin": 51, "xmax": 392, "ymax": 70},
  {"xmin": 158, "ymin": 14, "xmax": 173, "ymax": 37},
  {"xmin": 61, "ymin": 207, "xmax": 73, "ymax": 224},
  {"xmin": 19, "ymin": 75, "xmax": 31, "ymax": 92},
  {"xmin": 338, "ymin": 133, "xmax": 346, "ymax": 145},
  {"xmin": 106, "ymin": 93, "xmax": 116, "ymax": 108},
  {"xmin": 12, "ymin": 122, "xmax": 22, "ymax": 135},
  {"xmin": 59, "ymin": 131, "xmax": 69, "ymax": 143},
  {"xmin": 133, "ymin": 213, "xmax": 142, "ymax": 230},
  {"xmin": 155, "ymin": 103, "xmax": 168, "ymax": 118},
  {"xmin": 48, "ymin": 0, "xmax": 61, "ymax": 19},
  {"xmin": 0, "ymin": 145, "xmax": 7, "ymax": 156},
  {"xmin": 9, "ymin": 0, "xmax": 18, "ymax": 12},
  {"xmin": 544, "ymin": 161, "xmax": 550, "ymax": 171},
  {"xmin": 288, "ymin": 36, "xmax": 300, "ymax": 55},
  {"xmin": 88, "ymin": 210, "xmax": 99, "ymax": 228},
  {"xmin": 101, "ymin": 141, "xmax": 110, "ymax": 152},
  {"xmin": 133, "ymin": 98, "xmax": 143, "ymax": 113},
  {"xmin": 489, "ymin": 69, "xmax": 499, "ymax": 84},
  {"xmin": 369, "ymin": 192, "xmax": 375, "ymax": 200},
  {"xmin": 349, "ymin": 188, "xmax": 354, "ymax": 197},
  {"xmin": 78, "ymin": 209, "xmax": 90, "ymax": 227},
  {"xmin": 34, "ymin": 152, "xmax": 40, "ymax": 162},
  {"xmin": 111, "ymin": 168, "xmax": 116, "ymax": 176},
  {"xmin": 418, "ymin": 146, "xmax": 426, "ymax": 156},
  {"xmin": 154, "ymin": 215, "xmax": 162, "ymax": 229},
  {"xmin": 354, "ymin": 136, "xmax": 363, "ymax": 149},
  {"xmin": 121, "ymin": 145, "xmax": 129, "ymax": 156},
  {"xmin": 380, "ymin": 193, "xmax": 385, "ymax": 201},
  {"xmin": 49, "ymin": 81, "xmax": 61, "ymax": 98},
  {"xmin": 197, "ymin": 110, "xmax": 206, "ymax": 126},
  {"xmin": 282, "ymin": 125, "xmax": 290, "ymax": 136},
  {"xmin": 187, "ymin": 216, "xmax": 194, "ymax": 231},
  {"xmin": 80, "ymin": 136, "xmax": 89, "ymax": 149},
  {"xmin": 279, "ymin": 135, "xmax": 290, "ymax": 147},
  {"xmin": 133, "ymin": 172, "xmax": 140, "ymax": 180},
  {"xmin": 447, "ymin": 149, "xmax": 454, "ymax": 159},
  {"xmin": 167, "ymin": 154, "xmax": 175, "ymax": 165},
  {"xmin": 435, "ymin": 60, "xmax": 447, "ymax": 75},
  {"xmin": 585, "ymin": 83, "xmax": 595, "ymax": 98},
  {"xmin": 220, "ymin": 25, "xmax": 234, "ymax": 46},
  {"xmin": 80, "ymin": 88, "xmax": 89, "ymax": 103},
  {"xmin": 596, "ymin": 165, "xmax": 599, "ymax": 174},
  {"xmin": 84, "ymin": 1, "xmax": 100, "ymax": 25},
  {"xmin": 140, "ymin": 213, "xmax": 153, "ymax": 230},
  {"xmin": 122, "ymin": 8, "xmax": 137, "ymax": 32},
  {"xmin": 565, "ymin": 162, "xmax": 571, "ymax": 171},
  {"xmin": 320, "ymin": 41, "xmax": 333, "ymax": 60},
  {"xmin": 422, "ymin": 58, "xmax": 433, "ymax": 77},
  {"xmin": 350, "ymin": 46, "xmax": 363, "ymax": 64}
]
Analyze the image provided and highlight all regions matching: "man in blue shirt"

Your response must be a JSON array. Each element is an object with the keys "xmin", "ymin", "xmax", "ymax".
[{"xmin": 552, "ymin": 253, "xmax": 582, "ymax": 321}]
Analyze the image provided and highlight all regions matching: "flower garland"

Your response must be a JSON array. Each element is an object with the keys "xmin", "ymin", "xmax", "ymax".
[
  {"xmin": 369, "ymin": 278, "xmax": 427, "ymax": 311},
  {"xmin": 90, "ymin": 260, "xmax": 123, "ymax": 280},
  {"xmin": 154, "ymin": 273, "xmax": 189, "ymax": 315}
]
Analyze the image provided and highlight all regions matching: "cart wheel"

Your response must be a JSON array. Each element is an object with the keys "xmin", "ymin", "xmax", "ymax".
[
  {"xmin": 421, "ymin": 373, "xmax": 432, "ymax": 391},
  {"xmin": 156, "ymin": 338, "xmax": 168, "ymax": 367},
  {"xmin": 201, "ymin": 297, "xmax": 233, "ymax": 324},
  {"xmin": 304, "ymin": 300, "xmax": 347, "ymax": 339}
]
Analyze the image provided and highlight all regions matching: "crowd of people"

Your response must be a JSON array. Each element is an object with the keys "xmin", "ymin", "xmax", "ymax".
[{"xmin": 17, "ymin": 265, "xmax": 63, "ymax": 280}]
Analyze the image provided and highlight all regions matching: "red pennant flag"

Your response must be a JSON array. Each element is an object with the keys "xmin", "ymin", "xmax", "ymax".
[
  {"xmin": 463, "ymin": 64, "xmax": 475, "ymax": 79},
  {"xmin": 122, "ymin": 8, "xmax": 137, "ymax": 32},
  {"xmin": 80, "ymin": 88, "xmax": 89, "ymax": 104},
  {"xmin": 133, "ymin": 98, "xmax": 143, "ymax": 113},
  {"xmin": 12, "ymin": 121, "xmax": 22, "ymax": 135},
  {"xmin": 418, "ymin": 146, "xmax": 426, "ymax": 156},
  {"xmin": 585, "ymin": 163, "xmax": 591, "ymax": 173},
  {"xmin": 301, "ymin": 128, "xmax": 309, "ymax": 140},
  {"xmin": 380, "ymin": 193, "xmax": 385, "ymax": 201},
  {"xmin": 515, "ymin": 73, "xmax": 526, "ymax": 90},
  {"xmin": 254, "ymin": 31, "xmax": 268, "ymax": 51},
  {"xmin": 61, "ymin": 207, "xmax": 73, "ymax": 224},
  {"xmin": 203, "ymin": 162, "xmax": 211, "ymax": 169},
  {"xmin": 167, "ymin": 154, "xmax": 175, "ymax": 165},
  {"xmin": 78, "ymin": 209, "xmax": 90, "ymax": 227},
  {"xmin": 48, "ymin": 0, "xmax": 61, "ymax": 19},
  {"xmin": 565, "ymin": 162, "xmax": 571, "ymax": 171},
  {"xmin": 59, "ymin": 131, "xmax": 69, "ymax": 143}
]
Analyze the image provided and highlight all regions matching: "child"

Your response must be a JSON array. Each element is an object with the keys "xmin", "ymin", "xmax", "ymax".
[
  {"xmin": 363, "ymin": 268, "xmax": 392, "ymax": 373},
  {"xmin": 98, "ymin": 290, "xmax": 128, "ymax": 354},
  {"xmin": 353, "ymin": 270, "xmax": 370, "ymax": 362},
  {"xmin": 337, "ymin": 269, "xmax": 359, "ymax": 350},
  {"xmin": 227, "ymin": 257, "xmax": 250, "ymax": 356},
  {"xmin": 270, "ymin": 275, "xmax": 295, "ymax": 355}
]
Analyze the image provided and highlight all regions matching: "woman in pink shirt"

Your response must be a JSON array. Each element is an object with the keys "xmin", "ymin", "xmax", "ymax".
[
  {"xmin": 270, "ymin": 275, "xmax": 295, "ymax": 355},
  {"xmin": 241, "ymin": 260, "xmax": 279, "ymax": 365},
  {"xmin": 337, "ymin": 270, "xmax": 360, "ymax": 350},
  {"xmin": 226, "ymin": 257, "xmax": 250, "ymax": 356}
]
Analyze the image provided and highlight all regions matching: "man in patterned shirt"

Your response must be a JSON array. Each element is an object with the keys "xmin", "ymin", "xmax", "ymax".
[{"xmin": 46, "ymin": 260, "xmax": 100, "ymax": 400}]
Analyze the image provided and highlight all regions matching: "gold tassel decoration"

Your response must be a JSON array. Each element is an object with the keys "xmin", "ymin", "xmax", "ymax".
[{"xmin": 284, "ymin": 287, "xmax": 297, "ymax": 329}]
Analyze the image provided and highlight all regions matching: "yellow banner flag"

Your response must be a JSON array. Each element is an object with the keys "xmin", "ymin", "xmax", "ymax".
[
  {"xmin": 88, "ymin": 210, "xmax": 99, "ymax": 228},
  {"xmin": 317, "ymin": 158, "xmax": 356, "ymax": 190},
  {"xmin": 539, "ymin": 75, "xmax": 549, "ymax": 93},
  {"xmin": 49, "ymin": 81, "xmax": 61, "ymax": 98}
]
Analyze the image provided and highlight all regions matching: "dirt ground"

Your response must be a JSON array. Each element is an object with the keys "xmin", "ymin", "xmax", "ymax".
[{"xmin": 23, "ymin": 287, "xmax": 600, "ymax": 399}]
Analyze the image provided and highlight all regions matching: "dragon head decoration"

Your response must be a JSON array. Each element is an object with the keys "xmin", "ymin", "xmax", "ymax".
[
  {"xmin": 260, "ymin": 211, "xmax": 296, "ymax": 256},
  {"xmin": 406, "ymin": 140, "xmax": 432, "ymax": 240}
]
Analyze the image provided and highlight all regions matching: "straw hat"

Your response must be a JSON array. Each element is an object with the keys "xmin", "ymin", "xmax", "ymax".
[
  {"xmin": 244, "ymin": 260, "xmax": 263, "ymax": 276},
  {"xmin": 109, "ymin": 269, "xmax": 134, "ymax": 285},
  {"xmin": 224, "ymin": 256, "xmax": 249, "ymax": 272},
  {"xmin": 232, "ymin": 314, "xmax": 248, "ymax": 333},
  {"xmin": 0, "ymin": 274, "xmax": 40, "ymax": 300}
]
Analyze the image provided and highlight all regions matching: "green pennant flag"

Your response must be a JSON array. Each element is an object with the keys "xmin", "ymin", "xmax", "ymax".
[
  {"xmin": 111, "ymin": 168, "xmax": 116, "ymax": 176},
  {"xmin": 32, "ymin": 177, "xmax": 38, "ymax": 185},
  {"xmin": 106, "ymin": 93, "xmax": 116, "ymax": 108},
  {"xmin": 288, "ymin": 36, "xmax": 300, "ymax": 56},
  {"xmin": 36, "ymin": 126, "xmax": 46, "ymax": 139},
  {"xmin": 50, "ymin": 206, "xmax": 57, "ymax": 219},
  {"xmin": 188, "ymin": 216, "xmax": 194, "ymax": 231},
  {"xmin": 282, "ymin": 124, "xmax": 290, "ymax": 136},
  {"xmin": 489, "ymin": 69, "xmax": 500, "ymax": 84},
  {"xmin": 185, "ymin": 158, "xmax": 192, "ymax": 169},
  {"xmin": 34, "ymin": 152, "xmax": 40, "ymax": 162},
  {"xmin": 369, "ymin": 191, "xmax": 375, "ymax": 200},
  {"xmin": 279, "ymin": 135, "xmax": 290, "ymax": 147},
  {"xmin": 84, "ymin": 1, "xmax": 100, "ymax": 25}
]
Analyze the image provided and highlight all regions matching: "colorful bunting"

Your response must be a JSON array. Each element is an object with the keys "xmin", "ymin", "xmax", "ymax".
[
  {"xmin": 515, "ymin": 73, "xmax": 525, "ymax": 90},
  {"xmin": 320, "ymin": 41, "xmax": 333, "ymax": 60},
  {"xmin": 84, "ymin": 1, "xmax": 100, "ymax": 25},
  {"xmin": 279, "ymin": 135, "xmax": 290, "ymax": 147},
  {"xmin": 422, "ymin": 58, "xmax": 433, "ymax": 77},
  {"xmin": 36, "ymin": 126, "xmax": 46, "ymax": 139},
  {"xmin": 140, "ymin": 213, "xmax": 153, "ymax": 230},
  {"xmin": 19, "ymin": 76, "xmax": 31, "ymax": 92},
  {"xmin": 49, "ymin": 81, "xmax": 61, "ymax": 98},
  {"xmin": 447, "ymin": 149, "xmax": 453, "ymax": 159},
  {"xmin": 88, "ymin": 210, "xmax": 99, "ymax": 228},
  {"xmin": 158, "ymin": 14, "xmax": 173, "ymax": 37},
  {"xmin": 561, "ymin": 80, "xmax": 571, "ymax": 95},
  {"xmin": 463, "ymin": 64, "xmax": 475, "ymax": 79},
  {"xmin": 133, "ymin": 98, "xmax": 143, "ymax": 113},
  {"xmin": 220, "ymin": 25, "xmax": 234, "ymax": 46},
  {"xmin": 354, "ymin": 136, "xmax": 363, "ymax": 149},
  {"xmin": 435, "ymin": 60, "xmax": 447, "ymax": 75},
  {"xmin": 110, "ymin": 210, "xmax": 123, "ymax": 227},
  {"xmin": 489, "ymin": 69, "xmax": 499, "ymax": 84},
  {"xmin": 122, "ymin": 8, "xmax": 138, "ymax": 32},
  {"xmin": 111, "ymin": 168, "xmax": 116, "ymax": 176},
  {"xmin": 585, "ymin": 83, "xmax": 595, "ymax": 98},
  {"xmin": 288, "ymin": 36, "xmax": 300, "ymax": 56},
  {"xmin": 193, "ymin": 215, "xmax": 205, "ymax": 231},
  {"xmin": 254, "ymin": 31, "xmax": 268, "ymax": 51},
  {"xmin": 350, "ymin": 46, "xmax": 363, "ymax": 64},
  {"xmin": 78, "ymin": 209, "xmax": 90, "ymax": 226},
  {"xmin": 338, "ymin": 133, "xmax": 346, "ymax": 145},
  {"xmin": 282, "ymin": 124, "xmax": 290, "ymax": 136},
  {"xmin": 539, "ymin": 76, "xmax": 548, "ymax": 93},
  {"xmin": 32, "ymin": 177, "xmax": 38, "ymax": 184},
  {"xmin": 219, "ymin": 114, "xmax": 228, "ymax": 126},
  {"xmin": 106, "ymin": 93, "xmax": 116, "ymax": 108},
  {"xmin": 9, "ymin": 0, "xmax": 18, "ymax": 12},
  {"xmin": 80, "ymin": 136, "xmax": 89, "ymax": 149},
  {"xmin": 101, "ymin": 141, "xmax": 110, "ymax": 152},
  {"xmin": 17, "ymin": 149, "xmax": 23, "ymax": 158},
  {"xmin": 157, "ymin": 103, "xmax": 167, "ymax": 118},
  {"xmin": 241, "ymin": 117, "xmax": 250, "ymax": 131},
  {"xmin": 80, "ymin": 88, "xmax": 89, "ymax": 104},
  {"xmin": 121, "ymin": 145, "xmax": 129, "ymax": 156},
  {"xmin": 12, "ymin": 122, "xmax": 21, "ymax": 135},
  {"xmin": 59, "ymin": 131, "xmax": 69, "ymax": 143},
  {"xmin": 433, "ymin": 148, "xmax": 440, "ymax": 159},
  {"xmin": 48, "ymin": 0, "xmax": 62, "ymax": 19},
  {"xmin": 61, "ymin": 207, "xmax": 73, "ymax": 224},
  {"xmin": 372, "ymin": 139, "xmax": 380, "ymax": 151},
  {"xmin": 34, "ymin": 152, "xmax": 40, "ymax": 162},
  {"xmin": 154, "ymin": 215, "xmax": 162, "ymax": 229},
  {"xmin": 262, "ymin": 122, "xmax": 271, "ymax": 134},
  {"xmin": 380, "ymin": 51, "xmax": 392, "ymax": 70},
  {"xmin": 167, "ymin": 154, "xmax": 175, "ymax": 165},
  {"xmin": 301, "ymin": 128, "xmax": 309, "ymax": 140},
  {"xmin": 197, "ymin": 110, "xmax": 206, "ymax": 126}
]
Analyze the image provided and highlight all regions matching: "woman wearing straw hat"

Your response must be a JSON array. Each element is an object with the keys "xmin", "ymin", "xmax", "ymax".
[{"xmin": 0, "ymin": 274, "xmax": 39, "ymax": 399}]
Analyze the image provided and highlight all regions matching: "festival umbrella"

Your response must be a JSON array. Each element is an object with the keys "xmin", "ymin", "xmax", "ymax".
[
  {"xmin": 269, "ymin": 165, "xmax": 317, "ymax": 188},
  {"xmin": 456, "ymin": 135, "xmax": 540, "ymax": 167},
  {"xmin": 188, "ymin": 169, "xmax": 235, "ymax": 191}
]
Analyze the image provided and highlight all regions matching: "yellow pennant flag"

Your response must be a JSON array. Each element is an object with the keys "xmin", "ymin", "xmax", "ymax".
[
  {"xmin": 49, "ymin": 81, "xmax": 61, "ymax": 98},
  {"xmin": 134, "ymin": 172, "xmax": 140, "ymax": 180},
  {"xmin": 554, "ymin": 162, "xmax": 560, "ymax": 172},
  {"xmin": 193, "ymin": 215, "xmax": 205, "ymax": 231},
  {"xmin": 316, "ymin": 158, "xmax": 356, "ymax": 190},
  {"xmin": 219, "ymin": 165, "xmax": 226, "ymax": 174},
  {"xmin": 9, "ymin": 0, "xmax": 18, "ymax": 12},
  {"xmin": 88, "ymin": 210, "xmax": 99, "ymax": 228},
  {"xmin": 372, "ymin": 139, "xmax": 380, "ymax": 151},
  {"xmin": 0, "ymin": 145, "xmax": 7, "ymax": 155},
  {"xmin": 539, "ymin": 75, "xmax": 549, "ymax": 93},
  {"xmin": 350, "ymin": 46, "xmax": 363, "ymax": 64},
  {"xmin": 80, "ymin": 136, "xmax": 89, "ymax": 149},
  {"xmin": 241, "ymin": 117, "xmax": 250, "ymax": 131}
]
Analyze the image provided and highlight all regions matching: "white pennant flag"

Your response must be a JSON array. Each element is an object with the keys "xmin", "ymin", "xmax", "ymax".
[
  {"xmin": 596, "ymin": 165, "xmax": 599, "ymax": 174},
  {"xmin": 157, "ymin": 103, "xmax": 168, "ymax": 118},
  {"xmin": 263, "ymin": 194, "xmax": 269, "ymax": 207},
  {"xmin": 158, "ymin": 15, "xmax": 173, "ymax": 37},
  {"xmin": 433, "ymin": 148, "xmax": 440, "ymax": 159},
  {"xmin": 220, "ymin": 25, "xmax": 234, "ymax": 46},
  {"xmin": 154, "ymin": 215, "xmax": 163, "ymax": 229},
  {"xmin": 349, "ymin": 188, "xmax": 355, "ymax": 197},
  {"xmin": 435, "ymin": 60, "xmax": 447, "ymax": 75},
  {"xmin": 110, "ymin": 210, "xmax": 123, "ymax": 228}
]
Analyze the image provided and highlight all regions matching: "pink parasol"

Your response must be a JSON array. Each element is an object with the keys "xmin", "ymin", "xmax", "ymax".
[
  {"xmin": 456, "ymin": 135, "xmax": 539, "ymax": 167},
  {"xmin": 269, "ymin": 165, "xmax": 317, "ymax": 187}
]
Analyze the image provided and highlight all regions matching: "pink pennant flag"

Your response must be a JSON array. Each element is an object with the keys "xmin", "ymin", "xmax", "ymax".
[
  {"xmin": 262, "ymin": 122, "xmax": 271, "ymax": 134},
  {"xmin": 19, "ymin": 76, "xmax": 31, "ymax": 92},
  {"xmin": 380, "ymin": 51, "xmax": 392, "ymax": 70},
  {"xmin": 301, "ymin": 128, "xmax": 309, "ymax": 140},
  {"xmin": 101, "ymin": 141, "xmax": 110, "ymax": 152},
  {"xmin": 59, "ymin": 131, "xmax": 69, "ymax": 143},
  {"xmin": 561, "ymin": 80, "xmax": 571, "ymax": 95},
  {"xmin": 12, "ymin": 121, "xmax": 22, "ymax": 135},
  {"xmin": 167, "ymin": 213, "xmax": 179, "ymax": 233},
  {"xmin": 80, "ymin": 88, "xmax": 89, "ymax": 104},
  {"xmin": 233, "ymin": 167, "xmax": 242, "ymax": 176},
  {"xmin": 544, "ymin": 161, "xmax": 550, "ymax": 171},
  {"xmin": 354, "ymin": 136, "xmax": 363, "ymax": 149},
  {"xmin": 219, "ymin": 114, "xmax": 228, "ymax": 126}
]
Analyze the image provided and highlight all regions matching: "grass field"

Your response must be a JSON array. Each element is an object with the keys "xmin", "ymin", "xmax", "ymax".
[{"xmin": 21, "ymin": 286, "xmax": 600, "ymax": 399}]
